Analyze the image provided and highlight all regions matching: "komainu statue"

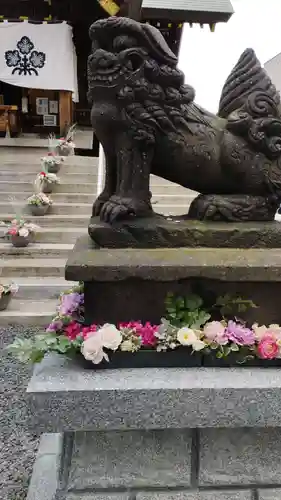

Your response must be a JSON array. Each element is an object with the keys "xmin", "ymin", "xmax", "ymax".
[{"xmin": 88, "ymin": 17, "xmax": 281, "ymax": 224}]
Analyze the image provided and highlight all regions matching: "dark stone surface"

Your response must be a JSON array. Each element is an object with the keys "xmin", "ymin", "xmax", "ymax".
[
  {"xmin": 66, "ymin": 235, "xmax": 281, "ymax": 283},
  {"xmin": 66, "ymin": 236, "xmax": 281, "ymax": 326},
  {"xmin": 88, "ymin": 215, "xmax": 281, "ymax": 249},
  {"xmin": 88, "ymin": 17, "xmax": 281, "ymax": 225}
]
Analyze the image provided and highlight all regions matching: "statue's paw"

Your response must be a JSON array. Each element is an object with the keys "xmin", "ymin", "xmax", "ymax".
[
  {"xmin": 92, "ymin": 193, "xmax": 111, "ymax": 217},
  {"xmin": 100, "ymin": 195, "xmax": 152, "ymax": 223}
]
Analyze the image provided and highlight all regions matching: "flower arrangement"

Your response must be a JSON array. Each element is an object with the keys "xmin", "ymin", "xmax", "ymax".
[
  {"xmin": 50, "ymin": 124, "xmax": 76, "ymax": 156},
  {"xmin": 0, "ymin": 282, "xmax": 18, "ymax": 298},
  {"xmin": 7, "ymin": 284, "xmax": 281, "ymax": 367},
  {"xmin": 27, "ymin": 192, "xmax": 52, "ymax": 206},
  {"xmin": 0, "ymin": 281, "xmax": 18, "ymax": 311},
  {"xmin": 5, "ymin": 217, "xmax": 39, "ymax": 247},
  {"xmin": 35, "ymin": 169, "xmax": 59, "ymax": 194},
  {"xmin": 27, "ymin": 192, "xmax": 52, "ymax": 216},
  {"xmin": 41, "ymin": 153, "xmax": 64, "ymax": 173},
  {"xmin": 7, "ymin": 218, "xmax": 39, "ymax": 238}
]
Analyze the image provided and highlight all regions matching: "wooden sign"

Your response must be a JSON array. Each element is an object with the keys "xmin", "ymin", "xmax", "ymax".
[{"xmin": 98, "ymin": 0, "xmax": 120, "ymax": 16}]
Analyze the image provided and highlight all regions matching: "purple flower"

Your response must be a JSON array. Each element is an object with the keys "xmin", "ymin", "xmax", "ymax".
[
  {"xmin": 46, "ymin": 319, "xmax": 63, "ymax": 333},
  {"xmin": 226, "ymin": 320, "xmax": 255, "ymax": 346},
  {"xmin": 59, "ymin": 292, "xmax": 81, "ymax": 316}
]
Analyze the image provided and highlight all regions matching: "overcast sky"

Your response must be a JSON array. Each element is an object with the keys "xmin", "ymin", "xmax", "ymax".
[{"xmin": 178, "ymin": 0, "xmax": 281, "ymax": 112}]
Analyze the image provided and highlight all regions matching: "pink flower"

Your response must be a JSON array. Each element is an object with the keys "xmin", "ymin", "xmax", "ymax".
[
  {"xmin": 64, "ymin": 321, "xmax": 81, "ymax": 340},
  {"xmin": 258, "ymin": 334, "xmax": 279, "ymax": 360},
  {"xmin": 203, "ymin": 321, "xmax": 228, "ymax": 345},
  {"xmin": 139, "ymin": 322, "xmax": 158, "ymax": 346},
  {"xmin": 119, "ymin": 321, "xmax": 158, "ymax": 346},
  {"xmin": 81, "ymin": 324, "xmax": 98, "ymax": 339},
  {"xmin": 226, "ymin": 321, "xmax": 255, "ymax": 346},
  {"xmin": 8, "ymin": 228, "xmax": 18, "ymax": 236}
]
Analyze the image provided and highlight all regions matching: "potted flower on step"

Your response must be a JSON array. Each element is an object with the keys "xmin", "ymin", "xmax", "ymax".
[
  {"xmin": 0, "ymin": 282, "xmax": 18, "ymax": 311},
  {"xmin": 6, "ymin": 218, "xmax": 39, "ymax": 247},
  {"xmin": 41, "ymin": 153, "xmax": 64, "ymax": 174},
  {"xmin": 53, "ymin": 124, "xmax": 76, "ymax": 156},
  {"xmin": 27, "ymin": 192, "xmax": 52, "ymax": 216},
  {"xmin": 35, "ymin": 170, "xmax": 59, "ymax": 194}
]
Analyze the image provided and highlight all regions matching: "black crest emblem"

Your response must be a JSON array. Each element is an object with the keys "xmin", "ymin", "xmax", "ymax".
[{"xmin": 5, "ymin": 36, "xmax": 46, "ymax": 75}]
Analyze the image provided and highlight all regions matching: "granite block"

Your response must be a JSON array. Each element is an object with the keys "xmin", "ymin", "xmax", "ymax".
[
  {"xmin": 137, "ymin": 492, "xmax": 252, "ymax": 500},
  {"xmin": 27, "ymin": 355, "xmax": 281, "ymax": 432},
  {"xmin": 258, "ymin": 490, "xmax": 281, "ymax": 500},
  {"xmin": 67, "ymin": 495, "xmax": 130, "ymax": 500},
  {"xmin": 65, "ymin": 240, "xmax": 281, "ymax": 283},
  {"xmin": 26, "ymin": 433, "xmax": 62, "ymax": 500},
  {"xmin": 199, "ymin": 428, "xmax": 281, "ymax": 485},
  {"xmin": 68, "ymin": 429, "xmax": 192, "ymax": 490}
]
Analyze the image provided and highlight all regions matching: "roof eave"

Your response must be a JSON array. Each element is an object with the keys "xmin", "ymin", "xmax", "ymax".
[{"xmin": 141, "ymin": 8, "xmax": 233, "ymax": 23}]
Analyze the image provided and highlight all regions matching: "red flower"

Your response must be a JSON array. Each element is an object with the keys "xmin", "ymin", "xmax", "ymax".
[
  {"xmin": 64, "ymin": 321, "xmax": 81, "ymax": 340},
  {"xmin": 40, "ymin": 171, "xmax": 46, "ymax": 176},
  {"xmin": 48, "ymin": 152, "xmax": 54, "ymax": 156},
  {"xmin": 8, "ymin": 228, "xmax": 18, "ymax": 236}
]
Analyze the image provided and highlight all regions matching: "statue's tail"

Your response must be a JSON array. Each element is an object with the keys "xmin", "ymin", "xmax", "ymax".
[
  {"xmin": 218, "ymin": 48, "xmax": 280, "ymax": 118},
  {"xmin": 218, "ymin": 49, "xmax": 281, "ymax": 161}
]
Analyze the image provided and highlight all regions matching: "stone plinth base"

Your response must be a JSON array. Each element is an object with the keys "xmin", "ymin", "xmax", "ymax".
[
  {"xmin": 88, "ymin": 216, "xmax": 281, "ymax": 249},
  {"xmin": 66, "ymin": 236, "xmax": 281, "ymax": 325},
  {"xmin": 26, "ymin": 355, "xmax": 281, "ymax": 500}
]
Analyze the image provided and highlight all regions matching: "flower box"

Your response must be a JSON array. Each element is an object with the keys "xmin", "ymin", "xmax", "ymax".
[
  {"xmin": 77, "ymin": 347, "xmax": 202, "ymax": 370},
  {"xmin": 202, "ymin": 353, "xmax": 281, "ymax": 368}
]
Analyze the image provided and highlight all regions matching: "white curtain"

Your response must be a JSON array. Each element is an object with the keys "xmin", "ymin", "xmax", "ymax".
[{"xmin": 0, "ymin": 21, "xmax": 78, "ymax": 102}]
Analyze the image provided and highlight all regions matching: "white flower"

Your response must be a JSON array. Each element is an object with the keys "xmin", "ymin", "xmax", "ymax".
[
  {"xmin": 192, "ymin": 340, "xmax": 206, "ymax": 351},
  {"xmin": 98, "ymin": 323, "xmax": 122, "ymax": 350},
  {"xmin": 18, "ymin": 227, "xmax": 29, "ymax": 237},
  {"xmin": 177, "ymin": 327, "xmax": 197, "ymax": 346},
  {"xmin": 10, "ymin": 283, "xmax": 19, "ymax": 295},
  {"xmin": 81, "ymin": 334, "xmax": 109, "ymax": 364},
  {"xmin": 120, "ymin": 339, "xmax": 134, "ymax": 352}
]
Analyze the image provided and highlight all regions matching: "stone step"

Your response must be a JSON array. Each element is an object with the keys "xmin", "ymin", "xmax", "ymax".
[
  {"xmin": 0, "ymin": 181, "xmax": 97, "ymax": 193},
  {"xmin": 0, "ymin": 242, "xmax": 73, "ymax": 259},
  {"xmin": 0, "ymin": 191, "xmax": 197, "ymax": 204},
  {"xmin": 36, "ymin": 227, "xmax": 87, "ymax": 243},
  {"xmin": 0, "ymin": 298, "xmax": 57, "ymax": 326},
  {"xmin": 0, "ymin": 277, "xmax": 75, "ymax": 300},
  {"xmin": 2, "ymin": 201, "xmax": 193, "ymax": 216},
  {"xmin": 0, "ymin": 181, "xmax": 193, "ymax": 195},
  {"xmin": 0, "ymin": 214, "xmax": 91, "ymax": 227},
  {"xmin": 0, "ymin": 258, "xmax": 65, "ymax": 277},
  {"xmin": 1, "ymin": 162, "xmax": 99, "ymax": 174},
  {"xmin": 0, "ymin": 171, "xmax": 98, "ymax": 183},
  {"xmin": 1, "ymin": 155, "xmax": 99, "ymax": 166}
]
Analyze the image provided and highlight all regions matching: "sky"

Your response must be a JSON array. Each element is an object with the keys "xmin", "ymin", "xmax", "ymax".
[{"xmin": 178, "ymin": 0, "xmax": 281, "ymax": 112}]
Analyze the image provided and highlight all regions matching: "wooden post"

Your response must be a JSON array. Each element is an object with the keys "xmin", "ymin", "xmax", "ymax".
[
  {"xmin": 59, "ymin": 90, "xmax": 72, "ymax": 136},
  {"xmin": 127, "ymin": 0, "xmax": 142, "ymax": 20}
]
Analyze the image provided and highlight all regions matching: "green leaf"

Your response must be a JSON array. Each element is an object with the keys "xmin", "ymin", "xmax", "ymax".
[
  {"xmin": 185, "ymin": 294, "xmax": 203, "ymax": 311},
  {"xmin": 216, "ymin": 351, "xmax": 223, "ymax": 359},
  {"xmin": 230, "ymin": 343, "xmax": 239, "ymax": 352},
  {"xmin": 223, "ymin": 346, "xmax": 231, "ymax": 357},
  {"xmin": 55, "ymin": 336, "xmax": 72, "ymax": 354}
]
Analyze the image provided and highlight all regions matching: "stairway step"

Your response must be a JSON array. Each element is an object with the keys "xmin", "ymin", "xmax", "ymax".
[
  {"xmin": 0, "ymin": 277, "xmax": 75, "ymax": 300},
  {"xmin": 0, "ymin": 214, "xmax": 90, "ymax": 226},
  {"xmin": 1, "ymin": 162, "xmax": 99, "ymax": 174},
  {"xmin": 36, "ymin": 227, "xmax": 87, "ymax": 243},
  {"xmin": 0, "ymin": 171, "xmax": 99, "ymax": 182},
  {"xmin": 0, "ymin": 298, "xmax": 57, "ymax": 326},
  {"xmin": 0, "ymin": 181, "xmax": 98, "ymax": 193},
  {"xmin": 0, "ymin": 242, "xmax": 73, "ymax": 258},
  {"xmin": 1, "ymin": 202, "xmax": 193, "ymax": 217},
  {"xmin": 0, "ymin": 258, "xmax": 66, "ymax": 277}
]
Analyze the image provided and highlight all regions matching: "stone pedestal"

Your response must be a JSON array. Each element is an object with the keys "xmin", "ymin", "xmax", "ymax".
[
  {"xmin": 65, "ymin": 234, "xmax": 281, "ymax": 325},
  {"xmin": 26, "ymin": 354, "xmax": 281, "ymax": 499}
]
